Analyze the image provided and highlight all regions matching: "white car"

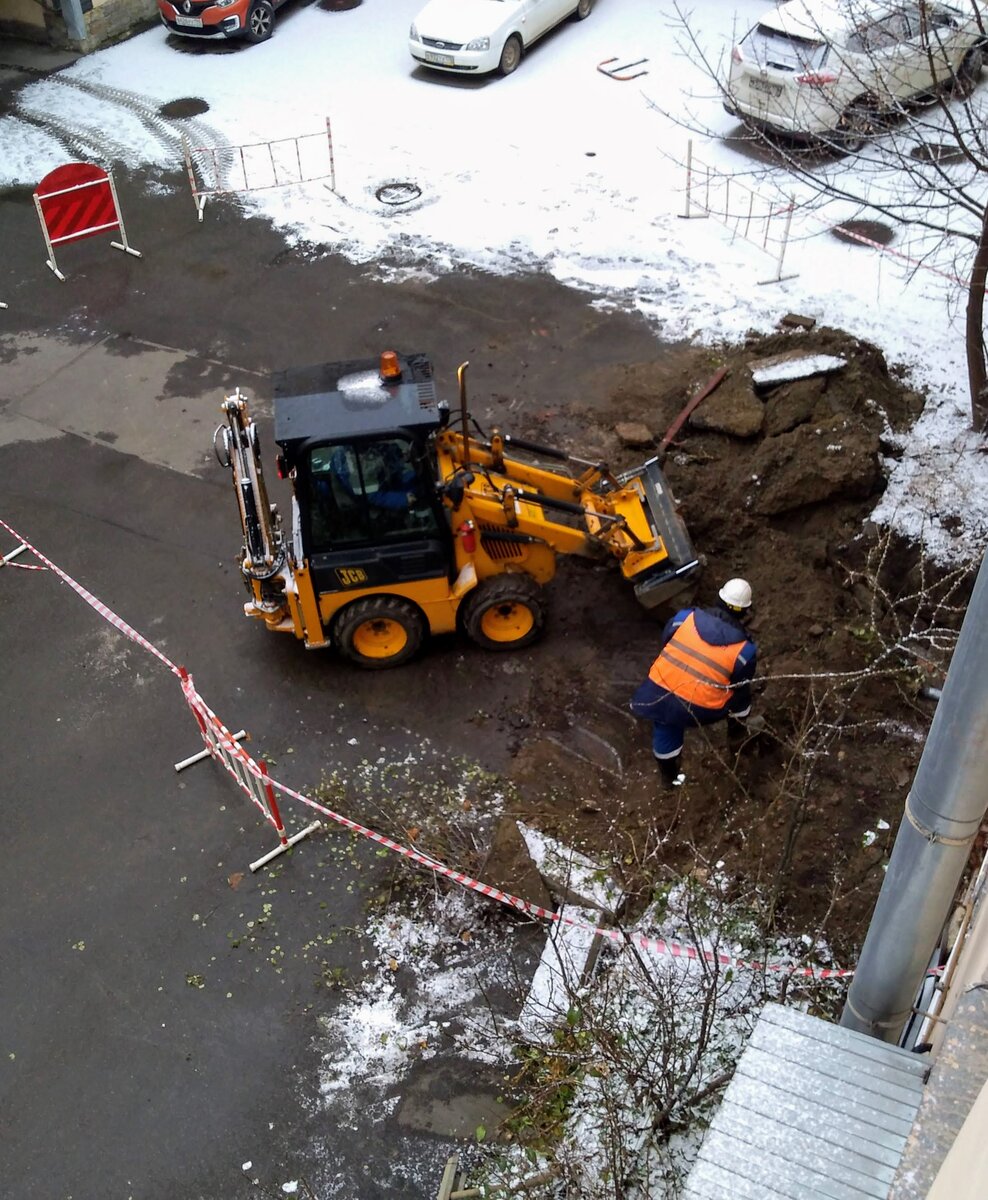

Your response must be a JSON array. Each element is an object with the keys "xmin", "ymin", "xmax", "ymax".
[
  {"xmin": 724, "ymin": 0, "xmax": 988, "ymax": 150},
  {"xmin": 409, "ymin": 0, "xmax": 593, "ymax": 77}
]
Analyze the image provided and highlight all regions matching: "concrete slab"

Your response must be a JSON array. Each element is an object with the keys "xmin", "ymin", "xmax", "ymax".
[
  {"xmin": 518, "ymin": 821, "xmax": 625, "ymax": 914},
  {"xmin": 0, "ymin": 40, "xmax": 80, "ymax": 73},
  {"xmin": 396, "ymin": 1060, "xmax": 508, "ymax": 1139},
  {"xmin": 1, "ymin": 332, "xmax": 266, "ymax": 474},
  {"xmin": 518, "ymin": 904, "xmax": 603, "ymax": 1038}
]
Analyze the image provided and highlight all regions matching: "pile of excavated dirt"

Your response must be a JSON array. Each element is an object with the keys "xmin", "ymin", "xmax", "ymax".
[{"xmin": 479, "ymin": 324, "xmax": 968, "ymax": 961}]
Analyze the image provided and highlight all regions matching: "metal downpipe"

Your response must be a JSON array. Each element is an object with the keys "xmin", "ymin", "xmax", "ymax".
[{"xmin": 841, "ymin": 552, "xmax": 988, "ymax": 1042}]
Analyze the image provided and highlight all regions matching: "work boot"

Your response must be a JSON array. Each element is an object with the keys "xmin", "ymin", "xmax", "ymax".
[
  {"xmin": 726, "ymin": 716, "xmax": 748, "ymax": 751},
  {"xmin": 657, "ymin": 754, "xmax": 685, "ymax": 789}
]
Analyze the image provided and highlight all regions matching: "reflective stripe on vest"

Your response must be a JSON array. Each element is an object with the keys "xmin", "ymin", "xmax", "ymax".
[{"xmin": 648, "ymin": 612, "xmax": 746, "ymax": 710}]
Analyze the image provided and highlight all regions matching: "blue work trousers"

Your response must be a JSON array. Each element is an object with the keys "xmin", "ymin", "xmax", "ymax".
[{"xmin": 630, "ymin": 684, "xmax": 732, "ymax": 759}]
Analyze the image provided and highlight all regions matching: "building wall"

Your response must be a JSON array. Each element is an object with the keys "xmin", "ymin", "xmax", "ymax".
[
  {"xmin": 890, "ymin": 861, "xmax": 988, "ymax": 1199},
  {"xmin": 79, "ymin": 0, "xmax": 158, "ymax": 51},
  {"xmin": 0, "ymin": 0, "xmax": 157, "ymax": 49},
  {"xmin": 0, "ymin": 0, "xmax": 49, "ymax": 40}
]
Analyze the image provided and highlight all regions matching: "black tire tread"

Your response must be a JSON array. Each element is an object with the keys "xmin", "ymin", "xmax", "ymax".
[
  {"xmin": 461, "ymin": 574, "xmax": 546, "ymax": 652},
  {"xmin": 334, "ymin": 595, "xmax": 425, "ymax": 670}
]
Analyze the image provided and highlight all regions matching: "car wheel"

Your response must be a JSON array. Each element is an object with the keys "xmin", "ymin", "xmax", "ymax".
[
  {"xmin": 245, "ymin": 0, "xmax": 274, "ymax": 42},
  {"xmin": 498, "ymin": 34, "xmax": 523, "ymax": 76},
  {"xmin": 334, "ymin": 596, "xmax": 426, "ymax": 669},
  {"xmin": 952, "ymin": 46, "xmax": 984, "ymax": 98},
  {"xmin": 575, "ymin": 0, "xmax": 593, "ymax": 17},
  {"xmin": 834, "ymin": 103, "xmax": 876, "ymax": 154},
  {"xmin": 461, "ymin": 574, "xmax": 545, "ymax": 651}
]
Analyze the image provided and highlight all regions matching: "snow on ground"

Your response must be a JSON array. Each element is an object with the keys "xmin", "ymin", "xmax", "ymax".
[
  {"xmin": 3, "ymin": 0, "xmax": 988, "ymax": 558},
  {"xmin": 315, "ymin": 890, "xmax": 511, "ymax": 1130}
]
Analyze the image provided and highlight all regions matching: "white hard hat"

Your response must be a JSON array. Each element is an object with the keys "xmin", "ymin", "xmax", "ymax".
[{"xmin": 719, "ymin": 578, "xmax": 752, "ymax": 610}]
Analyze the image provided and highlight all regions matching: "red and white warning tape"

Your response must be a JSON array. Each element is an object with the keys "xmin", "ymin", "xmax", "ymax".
[
  {"xmin": 0, "ymin": 514, "xmax": 853, "ymax": 982},
  {"xmin": 0, "ymin": 518, "xmax": 182, "ymax": 677},
  {"xmin": 258, "ymin": 758, "xmax": 854, "ymax": 980}
]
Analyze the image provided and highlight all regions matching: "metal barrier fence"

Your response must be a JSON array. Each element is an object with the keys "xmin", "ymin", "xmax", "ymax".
[
  {"xmin": 182, "ymin": 118, "xmax": 336, "ymax": 222},
  {"xmin": 680, "ymin": 139, "xmax": 796, "ymax": 285},
  {"xmin": 175, "ymin": 668, "xmax": 320, "ymax": 872}
]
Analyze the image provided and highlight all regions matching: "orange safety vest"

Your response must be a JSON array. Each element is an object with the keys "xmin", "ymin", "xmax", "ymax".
[{"xmin": 649, "ymin": 612, "xmax": 746, "ymax": 710}]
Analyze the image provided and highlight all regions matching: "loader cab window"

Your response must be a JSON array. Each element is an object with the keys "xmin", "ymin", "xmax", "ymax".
[{"xmin": 305, "ymin": 436, "xmax": 440, "ymax": 551}]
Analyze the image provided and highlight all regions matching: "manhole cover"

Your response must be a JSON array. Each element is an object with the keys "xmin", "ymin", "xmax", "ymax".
[
  {"xmin": 375, "ymin": 181, "xmax": 422, "ymax": 206},
  {"xmin": 910, "ymin": 141, "xmax": 966, "ymax": 164},
  {"xmin": 831, "ymin": 218, "xmax": 895, "ymax": 247},
  {"xmin": 158, "ymin": 97, "xmax": 210, "ymax": 118},
  {"xmin": 320, "ymin": 0, "xmax": 361, "ymax": 9}
]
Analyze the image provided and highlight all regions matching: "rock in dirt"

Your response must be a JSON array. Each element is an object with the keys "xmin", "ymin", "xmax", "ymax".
[
  {"xmin": 479, "ymin": 815, "xmax": 553, "ymax": 912},
  {"xmin": 780, "ymin": 313, "xmax": 817, "ymax": 331},
  {"xmin": 750, "ymin": 352, "xmax": 847, "ymax": 390},
  {"xmin": 689, "ymin": 387, "xmax": 765, "ymax": 438},
  {"xmin": 763, "ymin": 377, "xmax": 828, "ymax": 436},
  {"xmin": 614, "ymin": 420, "xmax": 654, "ymax": 449},
  {"xmin": 747, "ymin": 420, "xmax": 881, "ymax": 515}
]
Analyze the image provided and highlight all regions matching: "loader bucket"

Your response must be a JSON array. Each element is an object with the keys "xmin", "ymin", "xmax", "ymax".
[{"xmin": 620, "ymin": 457, "xmax": 701, "ymax": 610}]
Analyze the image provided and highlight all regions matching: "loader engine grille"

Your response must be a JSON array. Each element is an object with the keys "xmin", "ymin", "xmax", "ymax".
[{"xmin": 478, "ymin": 523, "xmax": 526, "ymax": 561}]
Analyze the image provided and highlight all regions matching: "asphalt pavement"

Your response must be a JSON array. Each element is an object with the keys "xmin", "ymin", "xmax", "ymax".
[{"xmin": 0, "ymin": 37, "xmax": 670, "ymax": 1199}]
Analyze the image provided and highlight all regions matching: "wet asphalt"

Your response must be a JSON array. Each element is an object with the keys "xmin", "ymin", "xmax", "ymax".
[{"xmin": 0, "ymin": 40, "xmax": 670, "ymax": 1200}]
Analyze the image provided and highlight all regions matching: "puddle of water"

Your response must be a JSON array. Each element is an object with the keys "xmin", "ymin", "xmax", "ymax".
[
  {"xmin": 832, "ymin": 218, "xmax": 895, "ymax": 247},
  {"xmin": 910, "ymin": 142, "xmax": 965, "ymax": 165},
  {"xmin": 158, "ymin": 97, "xmax": 211, "ymax": 118}
]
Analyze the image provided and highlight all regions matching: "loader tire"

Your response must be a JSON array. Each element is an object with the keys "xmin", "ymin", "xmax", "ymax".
[
  {"xmin": 334, "ymin": 596, "xmax": 425, "ymax": 669},
  {"xmin": 462, "ymin": 574, "xmax": 545, "ymax": 651}
]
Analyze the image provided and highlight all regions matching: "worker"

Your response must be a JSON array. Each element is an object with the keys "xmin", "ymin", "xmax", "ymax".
[
  {"xmin": 329, "ymin": 442, "xmax": 419, "ymax": 512},
  {"xmin": 630, "ymin": 578, "xmax": 758, "ymax": 788}
]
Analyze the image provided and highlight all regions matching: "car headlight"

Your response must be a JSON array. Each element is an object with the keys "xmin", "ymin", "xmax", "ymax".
[
  {"xmin": 409, "ymin": 21, "xmax": 418, "ymax": 39},
  {"xmin": 214, "ymin": 0, "xmax": 238, "ymax": 7},
  {"xmin": 465, "ymin": 36, "xmax": 490, "ymax": 51}
]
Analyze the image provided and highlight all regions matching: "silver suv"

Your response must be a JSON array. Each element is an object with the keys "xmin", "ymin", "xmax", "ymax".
[{"xmin": 724, "ymin": 0, "xmax": 987, "ymax": 150}]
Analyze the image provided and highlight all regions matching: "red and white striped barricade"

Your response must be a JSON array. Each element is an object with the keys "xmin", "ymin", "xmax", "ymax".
[
  {"xmin": 175, "ymin": 668, "xmax": 320, "ymax": 871},
  {"xmin": 33, "ymin": 163, "xmax": 143, "ymax": 281}
]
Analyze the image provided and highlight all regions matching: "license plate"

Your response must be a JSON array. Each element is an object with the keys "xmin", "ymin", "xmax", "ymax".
[
  {"xmin": 425, "ymin": 51, "xmax": 454, "ymax": 66},
  {"xmin": 175, "ymin": 14, "xmax": 203, "ymax": 26},
  {"xmin": 749, "ymin": 76, "xmax": 782, "ymax": 97}
]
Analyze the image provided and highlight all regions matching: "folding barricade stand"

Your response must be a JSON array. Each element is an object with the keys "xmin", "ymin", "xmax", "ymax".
[
  {"xmin": 33, "ymin": 162, "xmax": 142, "ymax": 281},
  {"xmin": 2, "ymin": 543, "xmax": 29, "ymax": 567},
  {"xmin": 174, "ymin": 668, "xmax": 320, "ymax": 872}
]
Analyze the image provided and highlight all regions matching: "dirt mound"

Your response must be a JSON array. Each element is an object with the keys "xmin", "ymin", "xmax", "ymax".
[{"xmin": 492, "ymin": 325, "xmax": 957, "ymax": 959}]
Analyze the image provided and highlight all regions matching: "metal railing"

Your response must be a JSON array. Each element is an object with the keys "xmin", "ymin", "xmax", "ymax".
[
  {"xmin": 680, "ymin": 139, "xmax": 797, "ymax": 285},
  {"xmin": 182, "ymin": 118, "xmax": 336, "ymax": 221}
]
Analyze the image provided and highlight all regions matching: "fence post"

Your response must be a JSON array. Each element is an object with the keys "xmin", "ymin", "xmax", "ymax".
[
  {"xmin": 182, "ymin": 137, "xmax": 203, "ymax": 223},
  {"xmin": 683, "ymin": 138, "xmax": 693, "ymax": 218},
  {"xmin": 743, "ymin": 190, "xmax": 755, "ymax": 241},
  {"xmin": 775, "ymin": 198, "xmax": 795, "ymax": 283},
  {"xmin": 106, "ymin": 173, "xmax": 142, "ymax": 260},
  {"xmin": 326, "ymin": 116, "xmax": 336, "ymax": 194}
]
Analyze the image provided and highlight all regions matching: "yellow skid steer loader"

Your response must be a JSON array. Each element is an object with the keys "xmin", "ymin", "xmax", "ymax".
[{"xmin": 215, "ymin": 350, "xmax": 700, "ymax": 669}]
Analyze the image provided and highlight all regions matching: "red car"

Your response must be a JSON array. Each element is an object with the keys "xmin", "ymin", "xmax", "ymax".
[{"xmin": 157, "ymin": 0, "xmax": 289, "ymax": 43}]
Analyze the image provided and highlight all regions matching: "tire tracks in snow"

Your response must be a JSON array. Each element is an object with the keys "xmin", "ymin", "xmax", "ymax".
[{"xmin": 10, "ymin": 74, "xmax": 230, "ymax": 184}]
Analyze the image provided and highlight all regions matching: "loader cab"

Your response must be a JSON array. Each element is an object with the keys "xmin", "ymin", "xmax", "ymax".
[{"xmin": 273, "ymin": 352, "xmax": 454, "ymax": 596}]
